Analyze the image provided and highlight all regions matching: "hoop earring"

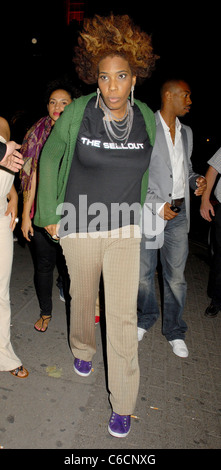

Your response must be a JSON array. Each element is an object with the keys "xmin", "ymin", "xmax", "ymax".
[
  {"xmin": 95, "ymin": 88, "xmax": 100, "ymax": 108},
  {"xmin": 130, "ymin": 85, "xmax": 134, "ymax": 106}
]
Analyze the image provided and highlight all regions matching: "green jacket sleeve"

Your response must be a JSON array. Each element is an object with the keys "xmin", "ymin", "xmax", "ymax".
[
  {"xmin": 34, "ymin": 110, "xmax": 69, "ymax": 227},
  {"xmin": 134, "ymin": 99, "xmax": 156, "ymax": 206}
]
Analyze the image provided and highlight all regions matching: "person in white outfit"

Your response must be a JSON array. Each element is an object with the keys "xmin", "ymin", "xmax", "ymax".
[{"xmin": 0, "ymin": 116, "xmax": 28, "ymax": 378}]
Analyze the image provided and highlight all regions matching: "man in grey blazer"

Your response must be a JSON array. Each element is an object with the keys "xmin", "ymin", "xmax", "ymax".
[{"xmin": 138, "ymin": 79, "xmax": 207, "ymax": 357}]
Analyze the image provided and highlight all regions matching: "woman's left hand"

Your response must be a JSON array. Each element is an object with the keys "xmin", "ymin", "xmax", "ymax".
[
  {"xmin": 5, "ymin": 199, "xmax": 18, "ymax": 231},
  {"xmin": 5, "ymin": 185, "xmax": 18, "ymax": 231}
]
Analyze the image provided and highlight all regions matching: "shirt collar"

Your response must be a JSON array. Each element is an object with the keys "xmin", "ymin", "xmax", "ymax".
[{"xmin": 158, "ymin": 110, "xmax": 181, "ymax": 133}]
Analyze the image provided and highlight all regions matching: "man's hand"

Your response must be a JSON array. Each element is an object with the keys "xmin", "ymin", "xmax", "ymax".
[
  {"xmin": 200, "ymin": 199, "xmax": 215, "ymax": 222},
  {"xmin": 0, "ymin": 141, "xmax": 24, "ymax": 172},
  {"xmin": 199, "ymin": 166, "xmax": 218, "ymax": 222},
  {"xmin": 159, "ymin": 202, "xmax": 179, "ymax": 220}
]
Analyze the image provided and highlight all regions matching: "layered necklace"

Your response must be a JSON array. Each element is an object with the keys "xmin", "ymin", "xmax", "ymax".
[{"xmin": 99, "ymin": 96, "xmax": 134, "ymax": 145}]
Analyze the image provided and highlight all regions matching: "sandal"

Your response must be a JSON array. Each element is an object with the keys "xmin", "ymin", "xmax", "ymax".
[
  {"xmin": 34, "ymin": 315, "xmax": 52, "ymax": 333},
  {"xmin": 10, "ymin": 365, "xmax": 29, "ymax": 379}
]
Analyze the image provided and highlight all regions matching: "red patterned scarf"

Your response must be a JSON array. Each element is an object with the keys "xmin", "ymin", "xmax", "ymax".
[{"xmin": 20, "ymin": 115, "xmax": 53, "ymax": 201}]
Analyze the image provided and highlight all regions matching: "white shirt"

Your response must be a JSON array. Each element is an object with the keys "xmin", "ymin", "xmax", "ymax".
[{"xmin": 159, "ymin": 111, "xmax": 185, "ymax": 200}]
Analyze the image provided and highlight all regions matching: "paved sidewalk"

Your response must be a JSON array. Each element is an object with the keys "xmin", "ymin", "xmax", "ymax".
[{"xmin": 0, "ymin": 239, "xmax": 221, "ymax": 452}]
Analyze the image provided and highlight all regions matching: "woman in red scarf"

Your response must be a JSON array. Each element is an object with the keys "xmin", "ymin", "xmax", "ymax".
[{"xmin": 20, "ymin": 79, "xmax": 75, "ymax": 332}]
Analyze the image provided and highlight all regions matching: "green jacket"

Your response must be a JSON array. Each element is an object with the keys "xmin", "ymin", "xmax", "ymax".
[{"xmin": 34, "ymin": 93, "xmax": 156, "ymax": 228}]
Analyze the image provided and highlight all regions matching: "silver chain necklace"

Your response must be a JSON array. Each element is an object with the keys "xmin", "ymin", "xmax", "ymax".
[{"xmin": 99, "ymin": 97, "xmax": 134, "ymax": 145}]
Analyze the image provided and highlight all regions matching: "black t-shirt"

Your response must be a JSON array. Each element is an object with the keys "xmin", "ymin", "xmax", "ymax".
[{"xmin": 62, "ymin": 97, "xmax": 153, "ymax": 234}]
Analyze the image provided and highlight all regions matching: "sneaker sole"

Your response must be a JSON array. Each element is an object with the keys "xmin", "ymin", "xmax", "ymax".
[
  {"xmin": 108, "ymin": 425, "xmax": 130, "ymax": 438},
  {"xmin": 73, "ymin": 364, "xmax": 92, "ymax": 377}
]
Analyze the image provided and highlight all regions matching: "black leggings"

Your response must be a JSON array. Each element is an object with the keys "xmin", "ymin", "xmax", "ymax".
[{"xmin": 31, "ymin": 225, "xmax": 70, "ymax": 316}]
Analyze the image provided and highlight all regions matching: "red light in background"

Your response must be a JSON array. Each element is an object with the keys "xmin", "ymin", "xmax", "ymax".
[{"xmin": 66, "ymin": 1, "xmax": 85, "ymax": 24}]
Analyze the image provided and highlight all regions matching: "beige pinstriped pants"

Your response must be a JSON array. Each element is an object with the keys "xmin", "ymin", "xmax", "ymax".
[{"xmin": 61, "ymin": 225, "xmax": 141, "ymax": 415}]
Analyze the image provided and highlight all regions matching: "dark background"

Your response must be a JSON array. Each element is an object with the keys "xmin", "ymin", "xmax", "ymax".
[
  {"xmin": 1, "ymin": 2, "xmax": 219, "ymax": 156},
  {"xmin": 1, "ymin": 1, "xmax": 220, "ymax": 242}
]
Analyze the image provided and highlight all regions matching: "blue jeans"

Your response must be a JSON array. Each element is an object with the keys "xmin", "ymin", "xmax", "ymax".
[{"xmin": 137, "ymin": 202, "xmax": 188, "ymax": 341}]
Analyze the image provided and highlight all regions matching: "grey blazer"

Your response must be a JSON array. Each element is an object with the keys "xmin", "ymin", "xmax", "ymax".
[{"xmin": 144, "ymin": 111, "xmax": 200, "ymax": 233}]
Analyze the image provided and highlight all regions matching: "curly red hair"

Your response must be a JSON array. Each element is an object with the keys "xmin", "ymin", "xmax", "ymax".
[{"xmin": 73, "ymin": 14, "xmax": 158, "ymax": 84}]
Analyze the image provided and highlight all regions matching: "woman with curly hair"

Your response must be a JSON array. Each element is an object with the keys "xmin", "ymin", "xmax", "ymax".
[{"xmin": 35, "ymin": 14, "xmax": 157, "ymax": 438}]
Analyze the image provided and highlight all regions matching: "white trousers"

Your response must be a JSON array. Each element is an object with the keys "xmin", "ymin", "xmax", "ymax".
[{"xmin": 0, "ymin": 207, "xmax": 22, "ymax": 371}]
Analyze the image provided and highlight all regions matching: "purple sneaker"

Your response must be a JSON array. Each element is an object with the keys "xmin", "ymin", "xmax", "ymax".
[
  {"xmin": 74, "ymin": 358, "xmax": 92, "ymax": 377},
  {"xmin": 108, "ymin": 412, "xmax": 131, "ymax": 438}
]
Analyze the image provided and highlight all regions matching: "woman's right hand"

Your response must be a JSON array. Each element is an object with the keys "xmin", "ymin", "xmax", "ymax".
[
  {"xmin": 44, "ymin": 224, "xmax": 60, "ymax": 241},
  {"xmin": 21, "ymin": 215, "xmax": 34, "ymax": 241}
]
